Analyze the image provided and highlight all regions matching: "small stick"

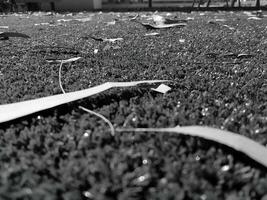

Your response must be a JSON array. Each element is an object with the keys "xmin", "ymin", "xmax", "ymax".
[
  {"xmin": 59, "ymin": 60, "xmax": 66, "ymax": 94},
  {"xmin": 79, "ymin": 106, "xmax": 115, "ymax": 136},
  {"xmin": 58, "ymin": 61, "xmax": 115, "ymax": 136}
]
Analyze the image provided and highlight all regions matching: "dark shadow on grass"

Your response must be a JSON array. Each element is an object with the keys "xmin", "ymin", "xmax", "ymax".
[{"xmin": 0, "ymin": 88, "xmax": 147, "ymax": 130}]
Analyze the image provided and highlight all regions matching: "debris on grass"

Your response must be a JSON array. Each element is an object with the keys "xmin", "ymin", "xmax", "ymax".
[
  {"xmin": 57, "ymin": 17, "xmax": 92, "ymax": 23},
  {"xmin": 0, "ymin": 80, "xmax": 169, "ymax": 123},
  {"xmin": 144, "ymin": 32, "xmax": 160, "ymax": 36},
  {"xmin": 89, "ymin": 36, "xmax": 123, "ymax": 43},
  {"xmin": 151, "ymin": 84, "xmax": 171, "ymax": 94},
  {"xmin": 0, "ymin": 26, "xmax": 9, "ymax": 29},
  {"xmin": 79, "ymin": 106, "xmax": 116, "ymax": 136},
  {"xmin": 219, "ymin": 53, "xmax": 254, "ymax": 59},
  {"xmin": 138, "ymin": 14, "xmax": 187, "ymax": 29},
  {"xmin": 106, "ymin": 21, "xmax": 116, "ymax": 26},
  {"xmin": 248, "ymin": 16, "xmax": 262, "ymax": 20},
  {"xmin": 129, "ymin": 14, "xmax": 139, "ymax": 21},
  {"xmin": 94, "ymin": 49, "xmax": 99, "ymax": 54},
  {"xmin": 222, "ymin": 24, "xmax": 235, "ymax": 30},
  {"xmin": 140, "ymin": 22, "xmax": 187, "ymax": 29},
  {"xmin": 46, "ymin": 57, "xmax": 82, "ymax": 64},
  {"xmin": 213, "ymin": 18, "xmax": 227, "ymax": 22},
  {"xmin": 57, "ymin": 61, "xmax": 116, "ymax": 137},
  {"xmin": 117, "ymin": 126, "xmax": 267, "ymax": 168}
]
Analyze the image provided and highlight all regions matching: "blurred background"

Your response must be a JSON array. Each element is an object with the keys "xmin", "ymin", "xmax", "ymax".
[{"xmin": 1, "ymin": 0, "xmax": 267, "ymax": 12}]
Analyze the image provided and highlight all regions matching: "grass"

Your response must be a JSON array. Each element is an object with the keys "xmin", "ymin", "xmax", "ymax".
[{"xmin": 0, "ymin": 10, "xmax": 267, "ymax": 200}]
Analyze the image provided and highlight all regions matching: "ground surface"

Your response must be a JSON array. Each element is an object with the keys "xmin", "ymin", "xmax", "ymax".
[{"xmin": 0, "ymin": 10, "xmax": 267, "ymax": 200}]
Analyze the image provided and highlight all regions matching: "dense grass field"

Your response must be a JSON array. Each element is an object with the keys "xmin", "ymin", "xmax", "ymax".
[{"xmin": 0, "ymin": 11, "xmax": 267, "ymax": 199}]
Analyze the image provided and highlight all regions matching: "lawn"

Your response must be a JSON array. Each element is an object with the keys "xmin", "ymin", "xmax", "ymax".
[{"xmin": 0, "ymin": 10, "xmax": 267, "ymax": 200}]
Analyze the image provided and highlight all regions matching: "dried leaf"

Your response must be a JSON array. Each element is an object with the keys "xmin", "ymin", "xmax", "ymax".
[
  {"xmin": 248, "ymin": 16, "xmax": 262, "ymax": 20},
  {"xmin": 237, "ymin": 53, "xmax": 254, "ymax": 58},
  {"xmin": 57, "ymin": 19, "xmax": 74, "ymax": 22},
  {"xmin": 145, "ymin": 32, "xmax": 160, "ymax": 36},
  {"xmin": 129, "ymin": 14, "xmax": 139, "ymax": 21},
  {"xmin": 141, "ymin": 22, "xmax": 187, "ymax": 29},
  {"xmin": 139, "ymin": 14, "xmax": 187, "ymax": 30},
  {"xmin": 57, "ymin": 17, "xmax": 92, "ymax": 23},
  {"xmin": 151, "ymin": 84, "xmax": 171, "ymax": 94},
  {"xmin": 46, "ymin": 57, "xmax": 82, "ymax": 64},
  {"xmin": 75, "ymin": 17, "xmax": 92, "ymax": 22},
  {"xmin": 214, "ymin": 18, "xmax": 226, "ymax": 22},
  {"xmin": 103, "ymin": 38, "xmax": 123, "ymax": 43},
  {"xmin": 88, "ymin": 35, "xmax": 104, "ymax": 41},
  {"xmin": 117, "ymin": 126, "xmax": 267, "ymax": 168},
  {"xmin": 106, "ymin": 21, "xmax": 116, "ymax": 26},
  {"xmin": 186, "ymin": 17, "xmax": 194, "ymax": 21},
  {"xmin": 0, "ymin": 32, "xmax": 30, "ymax": 40},
  {"xmin": 89, "ymin": 36, "xmax": 123, "ymax": 43},
  {"xmin": 34, "ymin": 22, "xmax": 50, "ymax": 26},
  {"xmin": 222, "ymin": 25, "xmax": 235, "ymax": 30},
  {"xmin": 0, "ymin": 80, "xmax": 168, "ymax": 123}
]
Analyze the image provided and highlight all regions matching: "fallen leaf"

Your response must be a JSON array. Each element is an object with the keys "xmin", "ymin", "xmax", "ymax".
[
  {"xmin": 140, "ymin": 22, "xmax": 187, "ymax": 29},
  {"xmin": 34, "ymin": 22, "xmax": 50, "ymax": 26},
  {"xmin": 106, "ymin": 21, "xmax": 116, "ymax": 26},
  {"xmin": 214, "ymin": 18, "xmax": 226, "ymax": 22},
  {"xmin": 57, "ymin": 19, "xmax": 73, "ymax": 22},
  {"xmin": 145, "ymin": 32, "xmax": 160, "ymax": 36},
  {"xmin": 248, "ymin": 16, "xmax": 262, "ymax": 20},
  {"xmin": 89, "ymin": 36, "xmax": 123, "ymax": 43},
  {"xmin": 46, "ymin": 57, "xmax": 82, "ymax": 64},
  {"xmin": 179, "ymin": 39, "xmax": 185, "ymax": 43},
  {"xmin": 222, "ymin": 25, "xmax": 235, "ymax": 30},
  {"xmin": 139, "ymin": 14, "xmax": 187, "ymax": 29},
  {"xmin": 117, "ymin": 126, "xmax": 267, "ymax": 168},
  {"xmin": 151, "ymin": 84, "xmax": 171, "ymax": 94},
  {"xmin": 0, "ymin": 32, "xmax": 30, "ymax": 40},
  {"xmin": 237, "ymin": 53, "xmax": 254, "ymax": 58},
  {"xmin": 152, "ymin": 15, "xmax": 188, "ymax": 25},
  {"xmin": 75, "ymin": 17, "xmax": 92, "ymax": 22},
  {"xmin": 129, "ymin": 14, "xmax": 139, "ymax": 21},
  {"xmin": 220, "ymin": 53, "xmax": 253, "ymax": 59},
  {"xmin": 0, "ymin": 80, "xmax": 169, "ymax": 123},
  {"xmin": 57, "ymin": 17, "xmax": 91, "ymax": 23},
  {"xmin": 104, "ymin": 38, "xmax": 123, "ymax": 43},
  {"xmin": 186, "ymin": 17, "xmax": 194, "ymax": 21},
  {"xmin": 87, "ymin": 35, "xmax": 104, "ymax": 41}
]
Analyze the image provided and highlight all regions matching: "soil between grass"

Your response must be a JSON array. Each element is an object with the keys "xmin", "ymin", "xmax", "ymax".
[{"xmin": 0, "ymin": 11, "xmax": 267, "ymax": 200}]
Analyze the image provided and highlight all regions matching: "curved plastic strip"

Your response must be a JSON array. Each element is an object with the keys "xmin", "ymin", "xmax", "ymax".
[
  {"xmin": 117, "ymin": 126, "xmax": 267, "ymax": 168},
  {"xmin": 0, "ymin": 80, "xmax": 167, "ymax": 123}
]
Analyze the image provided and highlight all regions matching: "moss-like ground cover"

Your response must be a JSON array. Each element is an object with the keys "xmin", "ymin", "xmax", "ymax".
[{"xmin": 0, "ymin": 11, "xmax": 267, "ymax": 200}]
